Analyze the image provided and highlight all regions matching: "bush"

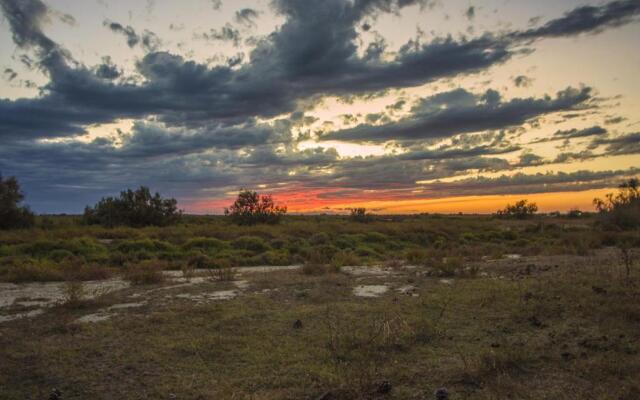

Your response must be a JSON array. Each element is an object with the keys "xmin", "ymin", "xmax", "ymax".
[
  {"xmin": 116, "ymin": 239, "xmax": 176, "ymax": 254},
  {"xmin": 124, "ymin": 260, "xmax": 167, "ymax": 285},
  {"xmin": 349, "ymin": 207, "xmax": 370, "ymax": 223},
  {"xmin": 183, "ymin": 237, "xmax": 226, "ymax": 252},
  {"xmin": 232, "ymin": 236, "xmax": 270, "ymax": 253},
  {"xmin": 496, "ymin": 200, "xmax": 538, "ymax": 219},
  {"xmin": 594, "ymin": 178, "xmax": 640, "ymax": 230},
  {"xmin": 0, "ymin": 175, "xmax": 35, "ymax": 230},
  {"xmin": 225, "ymin": 189, "xmax": 287, "ymax": 225},
  {"xmin": 83, "ymin": 186, "xmax": 181, "ymax": 227}
]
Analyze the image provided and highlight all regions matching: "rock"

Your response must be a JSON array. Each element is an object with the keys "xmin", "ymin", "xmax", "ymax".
[
  {"xmin": 377, "ymin": 380, "xmax": 392, "ymax": 394},
  {"xmin": 49, "ymin": 388, "xmax": 62, "ymax": 400},
  {"xmin": 292, "ymin": 319, "xmax": 303, "ymax": 329},
  {"xmin": 435, "ymin": 387, "xmax": 449, "ymax": 400}
]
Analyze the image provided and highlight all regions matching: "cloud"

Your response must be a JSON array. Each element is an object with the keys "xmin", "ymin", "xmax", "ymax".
[
  {"xmin": 235, "ymin": 8, "xmax": 260, "ymax": 26},
  {"xmin": 2, "ymin": 0, "xmax": 635, "ymax": 144},
  {"xmin": 1, "ymin": 0, "xmax": 640, "ymax": 212},
  {"xmin": 322, "ymin": 86, "xmax": 593, "ymax": 142},
  {"xmin": 103, "ymin": 20, "xmax": 161, "ymax": 51},
  {"xmin": 513, "ymin": 75, "xmax": 533, "ymax": 88},
  {"xmin": 591, "ymin": 132, "xmax": 640, "ymax": 155},
  {"xmin": 512, "ymin": 0, "xmax": 640, "ymax": 40},
  {"xmin": 530, "ymin": 125, "xmax": 607, "ymax": 144},
  {"xmin": 104, "ymin": 20, "xmax": 139, "ymax": 47},
  {"xmin": 3, "ymin": 68, "xmax": 18, "ymax": 81},
  {"xmin": 197, "ymin": 24, "xmax": 241, "ymax": 46},
  {"xmin": 465, "ymin": 6, "xmax": 475, "ymax": 20},
  {"xmin": 419, "ymin": 168, "xmax": 640, "ymax": 197}
]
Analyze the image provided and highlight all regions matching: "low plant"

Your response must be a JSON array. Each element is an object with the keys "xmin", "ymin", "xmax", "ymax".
[{"xmin": 124, "ymin": 260, "xmax": 167, "ymax": 285}]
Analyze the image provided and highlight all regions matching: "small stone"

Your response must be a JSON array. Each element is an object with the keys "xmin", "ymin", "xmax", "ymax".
[
  {"xmin": 435, "ymin": 387, "xmax": 449, "ymax": 400},
  {"xmin": 377, "ymin": 380, "xmax": 392, "ymax": 394},
  {"xmin": 293, "ymin": 319, "xmax": 303, "ymax": 329}
]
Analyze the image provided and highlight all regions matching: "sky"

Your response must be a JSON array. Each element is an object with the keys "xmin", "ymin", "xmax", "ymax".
[{"xmin": 0, "ymin": 0, "xmax": 639, "ymax": 214}]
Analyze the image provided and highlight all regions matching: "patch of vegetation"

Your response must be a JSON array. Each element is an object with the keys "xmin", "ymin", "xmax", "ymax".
[
  {"xmin": 0, "ymin": 175, "xmax": 34, "ymax": 230},
  {"xmin": 594, "ymin": 178, "xmax": 640, "ymax": 229},
  {"xmin": 124, "ymin": 260, "xmax": 167, "ymax": 285},
  {"xmin": 83, "ymin": 186, "xmax": 181, "ymax": 227},
  {"xmin": 225, "ymin": 189, "xmax": 287, "ymax": 225},
  {"xmin": 496, "ymin": 199, "xmax": 538, "ymax": 219}
]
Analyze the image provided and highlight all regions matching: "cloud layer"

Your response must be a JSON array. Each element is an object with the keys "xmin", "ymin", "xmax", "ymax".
[{"xmin": 0, "ymin": 0, "xmax": 639, "ymax": 212}]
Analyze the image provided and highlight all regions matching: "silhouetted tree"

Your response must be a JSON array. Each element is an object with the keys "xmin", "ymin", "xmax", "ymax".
[
  {"xmin": 496, "ymin": 200, "xmax": 538, "ymax": 219},
  {"xmin": 349, "ymin": 207, "xmax": 370, "ymax": 223},
  {"xmin": 593, "ymin": 178, "xmax": 640, "ymax": 229},
  {"xmin": 0, "ymin": 174, "xmax": 35, "ymax": 229},
  {"xmin": 83, "ymin": 186, "xmax": 181, "ymax": 227},
  {"xmin": 225, "ymin": 189, "xmax": 287, "ymax": 225}
]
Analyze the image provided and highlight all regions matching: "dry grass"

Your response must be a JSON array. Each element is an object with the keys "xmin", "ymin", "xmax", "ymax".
[{"xmin": 123, "ymin": 260, "xmax": 166, "ymax": 285}]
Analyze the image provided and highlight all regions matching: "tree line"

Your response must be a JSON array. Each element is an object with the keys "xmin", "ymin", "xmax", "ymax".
[{"xmin": 1, "ymin": 173, "xmax": 639, "ymax": 230}]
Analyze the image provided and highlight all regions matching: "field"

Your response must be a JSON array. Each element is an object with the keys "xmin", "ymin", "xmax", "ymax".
[{"xmin": 0, "ymin": 214, "xmax": 639, "ymax": 399}]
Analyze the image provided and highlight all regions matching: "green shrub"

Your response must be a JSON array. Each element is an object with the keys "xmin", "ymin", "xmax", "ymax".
[
  {"xmin": 404, "ymin": 248, "xmax": 427, "ymax": 264},
  {"xmin": 116, "ymin": 239, "xmax": 176, "ymax": 253},
  {"xmin": 0, "ymin": 175, "xmax": 35, "ymax": 230},
  {"xmin": 331, "ymin": 250, "xmax": 360, "ymax": 268},
  {"xmin": 47, "ymin": 249, "xmax": 75, "ymax": 263},
  {"xmin": 231, "ymin": 236, "xmax": 270, "ymax": 253},
  {"xmin": 83, "ymin": 186, "xmax": 181, "ymax": 227},
  {"xmin": 187, "ymin": 252, "xmax": 212, "ymax": 269},
  {"xmin": 0, "ymin": 258, "xmax": 63, "ymax": 282},
  {"xmin": 309, "ymin": 232, "xmax": 331, "ymax": 245},
  {"xmin": 182, "ymin": 237, "xmax": 227, "ymax": 252}
]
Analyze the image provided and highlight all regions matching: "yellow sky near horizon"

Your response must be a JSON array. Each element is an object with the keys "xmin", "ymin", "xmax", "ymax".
[{"xmin": 284, "ymin": 188, "xmax": 615, "ymax": 215}]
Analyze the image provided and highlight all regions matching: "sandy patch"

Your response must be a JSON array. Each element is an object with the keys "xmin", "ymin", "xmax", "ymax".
[{"xmin": 353, "ymin": 285, "xmax": 389, "ymax": 298}]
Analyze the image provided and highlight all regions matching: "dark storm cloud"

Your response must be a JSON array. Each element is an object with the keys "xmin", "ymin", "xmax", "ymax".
[
  {"xmin": 94, "ymin": 56, "xmax": 121, "ymax": 80},
  {"xmin": 553, "ymin": 126, "xmax": 607, "ymax": 139},
  {"xmin": 590, "ymin": 132, "xmax": 640, "ymax": 155},
  {"xmin": 322, "ymin": 87, "xmax": 593, "ymax": 142},
  {"xmin": 420, "ymin": 168, "xmax": 640, "ymax": 197},
  {"xmin": 398, "ymin": 144, "xmax": 521, "ymax": 161},
  {"xmin": 530, "ymin": 125, "xmax": 608, "ymax": 143},
  {"xmin": 2, "ymin": 0, "xmax": 636, "ymax": 143},
  {"xmin": 512, "ymin": 0, "xmax": 640, "ymax": 40}
]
